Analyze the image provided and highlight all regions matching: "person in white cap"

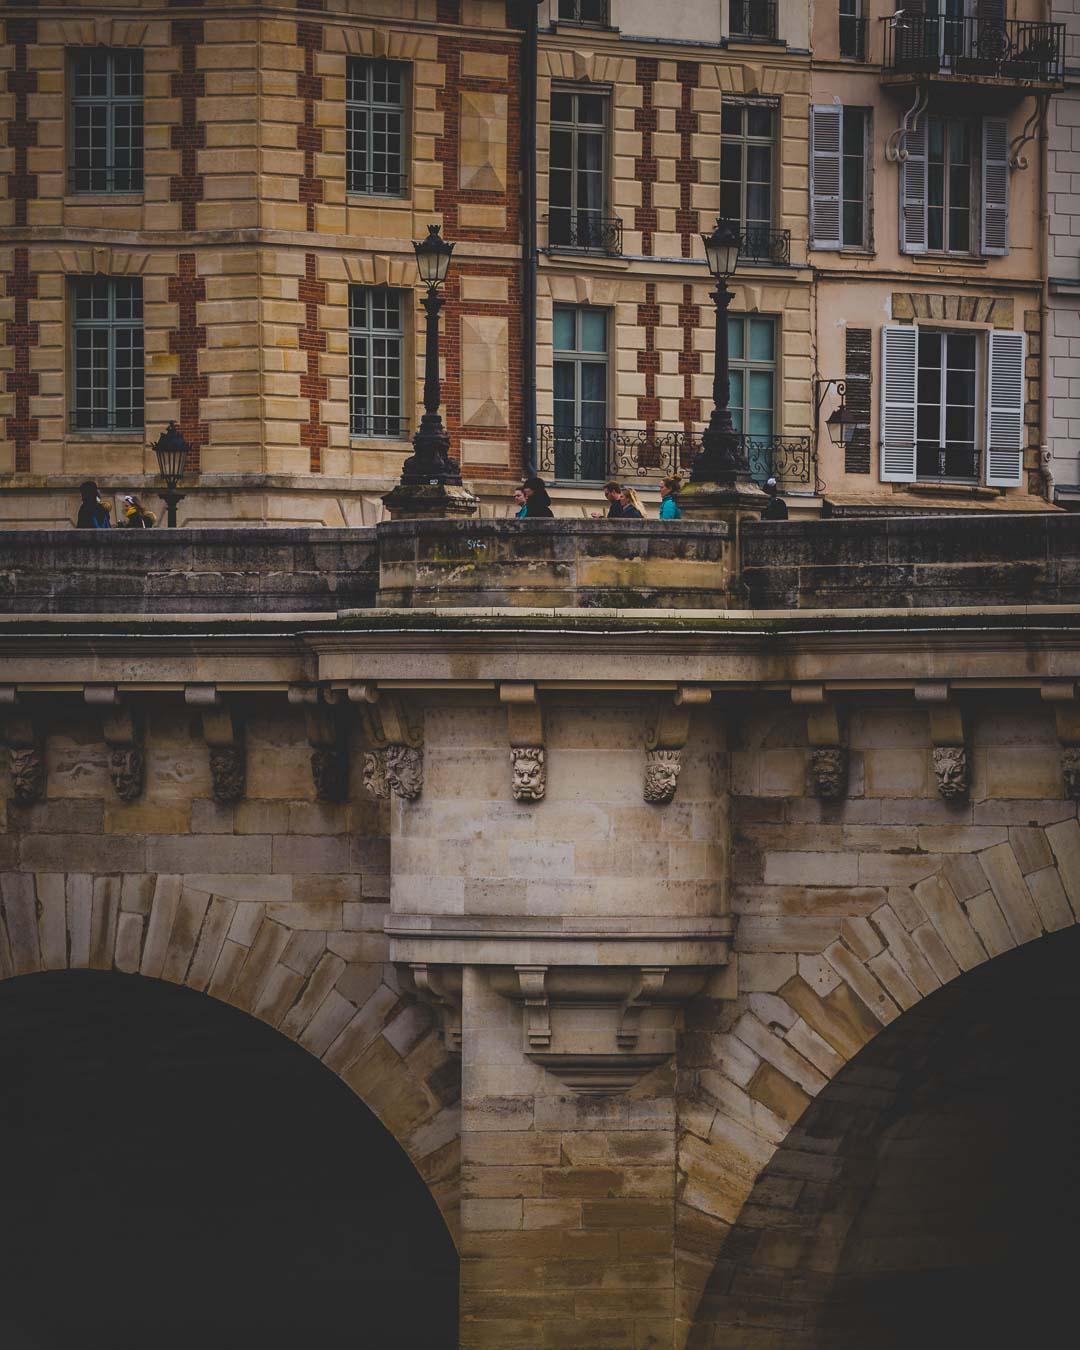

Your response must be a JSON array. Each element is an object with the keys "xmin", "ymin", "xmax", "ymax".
[{"xmin": 761, "ymin": 476, "xmax": 788, "ymax": 521}]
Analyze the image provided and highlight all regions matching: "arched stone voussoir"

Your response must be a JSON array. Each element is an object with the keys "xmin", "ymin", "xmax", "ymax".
[
  {"xmin": 678, "ymin": 817, "xmax": 1080, "ymax": 1345},
  {"xmin": 0, "ymin": 870, "xmax": 462, "ymax": 1242}
]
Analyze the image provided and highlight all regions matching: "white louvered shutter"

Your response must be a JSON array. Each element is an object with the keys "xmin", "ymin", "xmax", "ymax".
[
  {"xmin": 985, "ymin": 329, "xmax": 1025, "ymax": 487},
  {"xmin": 880, "ymin": 325, "xmax": 918, "ymax": 482},
  {"xmin": 810, "ymin": 104, "xmax": 842, "ymax": 250},
  {"xmin": 981, "ymin": 116, "xmax": 1010, "ymax": 257},
  {"xmin": 899, "ymin": 117, "xmax": 928, "ymax": 255}
]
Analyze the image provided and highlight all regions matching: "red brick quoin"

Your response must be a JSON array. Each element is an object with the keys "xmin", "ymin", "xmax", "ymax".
[
  {"xmin": 296, "ymin": 20, "xmax": 324, "ymax": 231},
  {"xmin": 168, "ymin": 253, "xmax": 208, "ymax": 472},
  {"xmin": 298, "ymin": 254, "xmax": 328, "ymax": 473},
  {"xmin": 634, "ymin": 58, "xmax": 659, "ymax": 257},
  {"xmin": 675, "ymin": 61, "xmax": 701, "ymax": 258},
  {"xmin": 5, "ymin": 17, "xmax": 39, "ymax": 230},
  {"xmin": 637, "ymin": 283, "xmax": 661, "ymax": 458},
  {"xmin": 4, "ymin": 248, "xmax": 40, "ymax": 474},
  {"xmin": 170, "ymin": 19, "xmax": 205, "ymax": 231}
]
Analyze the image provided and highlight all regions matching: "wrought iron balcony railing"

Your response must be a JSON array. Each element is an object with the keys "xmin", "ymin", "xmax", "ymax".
[
  {"xmin": 346, "ymin": 170, "xmax": 410, "ymax": 197},
  {"xmin": 70, "ymin": 410, "xmax": 144, "ymax": 433},
  {"xmin": 545, "ymin": 211, "xmax": 623, "ymax": 256},
  {"xmin": 350, "ymin": 413, "xmax": 410, "ymax": 440},
  {"xmin": 729, "ymin": 0, "xmax": 777, "ymax": 42},
  {"xmin": 839, "ymin": 13, "xmax": 867, "ymax": 61},
  {"xmin": 537, "ymin": 424, "xmax": 813, "ymax": 487},
  {"xmin": 885, "ymin": 17, "xmax": 1065, "ymax": 84},
  {"xmin": 737, "ymin": 225, "xmax": 791, "ymax": 266},
  {"xmin": 915, "ymin": 445, "xmax": 981, "ymax": 484}
]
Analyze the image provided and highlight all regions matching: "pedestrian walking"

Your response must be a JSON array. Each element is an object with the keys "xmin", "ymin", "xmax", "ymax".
[
  {"xmin": 618, "ymin": 485, "xmax": 646, "ymax": 520},
  {"xmin": 120, "ymin": 495, "xmax": 157, "ymax": 528},
  {"xmin": 659, "ymin": 476, "xmax": 683, "ymax": 520},
  {"xmin": 76, "ymin": 481, "xmax": 111, "ymax": 529},
  {"xmin": 761, "ymin": 477, "xmax": 788, "ymax": 521},
  {"xmin": 521, "ymin": 476, "xmax": 555, "ymax": 518},
  {"xmin": 591, "ymin": 481, "xmax": 626, "ymax": 519},
  {"xmin": 512, "ymin": 487, "xmax": 528, "ymax": 519}
]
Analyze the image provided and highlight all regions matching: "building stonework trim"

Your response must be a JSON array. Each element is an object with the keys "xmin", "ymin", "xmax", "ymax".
[
  {"xmin": 675, "ymin": 60, "xmax": 701, "ymax": 259},
  {"xmin": 297, "ymin": 18, "xmax": 325, "ymax": 233},
  {"xmin": 169, "ymin": 18, "xmax": 206, "ymax": 232},
  {"xmin": 167, "ymin": 252, "xmax": 208, "ymax": 473},
  {"xmin": 298, "ymin": 252, "xmax": 329, "ymax": 473},
  {"xmin": 634, "ymin": 57, "xmax": 659, "ymax": 257},
  {"xmin": 678, "ymin": 283, "xmax": 702, "ymax": 431},
  {"xmin": 637, "ymin": 281, "xmax": 660, "ymax": 437},
  {"xmin": 4, "ymin": 248, "xmax": 40, "ymax": 474},
  {"xmin": 891, "ymin": 292, "xmax": 1015, "ymax": 329},
  {"xmin": 5, "ymin": 17, "xmax": 38, "ymax": 230}
]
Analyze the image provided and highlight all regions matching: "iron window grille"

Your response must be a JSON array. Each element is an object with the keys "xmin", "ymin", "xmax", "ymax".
[
  {"xmin": 70, "ymin": 277, "xmax": 144, "ymax": 432},
  {"xmin": 543, "ymin": 213, "xmax": 623, "ymax": 255},
  {"xmin": 349, "ymin": 286, "xmax": 408, "ymax": 440},
  {"xmin": 549, "ymin": 88, "xmax": 610, "ymax": 256},
  {"xmin": 346, "ymin": 59, "xmax": 408, "ymax": 197},
  {"xmin": 737, "ymin": 225, "xmax": 792, "ymax": 265},
  {"xmin": 69, "ymin": 49, "xmax": 144, "ymax": 194},
  {"xmin": 887, "ymin": 16, "xmax": 1064, "ymax": 84}
]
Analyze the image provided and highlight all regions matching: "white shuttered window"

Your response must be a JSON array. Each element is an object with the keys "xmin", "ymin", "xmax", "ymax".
[
  {"xmin": 981, "ymin": 117, "xmax": 1010, "ymax": 257},
  {"xmin": 880, "ymin": 325, "xmax": 918, "ymax": 482},
  {"xmin": 985, "ymin": 330, "xmax": 1025, "ymax": 487},
  {"xmin": 899, "ymin": 118, "xmax": 928, "ymax": 255},
  {"xmin": 901, "ymin": 114, "xmax": 1011, "ymax": 256},
  {"xmin": 810, "ymin": 105, "xmax": 842, "ymax": 249}
]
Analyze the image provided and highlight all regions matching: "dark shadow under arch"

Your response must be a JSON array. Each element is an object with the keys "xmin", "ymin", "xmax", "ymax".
[
  {"xmin": 690, "ymin": 923, "xmax": 1080, "ymax": 1350},
  {"xmin": 0, "ymin": 971, "xmax": 458, "ymax": 1350}
]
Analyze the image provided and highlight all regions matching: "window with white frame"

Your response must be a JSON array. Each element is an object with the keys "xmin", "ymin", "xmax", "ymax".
[
  {"xmin": 549, "ymin": 88, "xmax": 610, "ymax": 250},
  {"xmin": 728, "ymin": 315, "xmax": 776, "ymax": 482},
  {"xmin": 899, "ymin": 114, "xmax": 1010, "ymax": 256},
  {"xmin": 346, "ymin": 59, "xmax": 407, "ymax": 197},
  {"xmin": 880, "ymin": 324, "xmax": 1025, "ymax": 487},
  {"xmin": 349, "ymin": 287, "xmax": 407, "ymax": 439},
  {"xmin": 552, "ymin": 305, "xmax": 608, "ymax": 480},
  {"xmin": 720, "ymin": 101, "xmax": 776, "ymax": 254},
  {"xmin": 71, "ymin": 277, "xmax": 144, "ymax": 432},
  {"xmin": 70, "ymin": 50, "xmax": 144, "ymax": 194},
  {"xmin": 810, "ymin": 104, "xmax": 870, "ymax": 249},
  {"xmin": 838, "ymin": 0, "xmax": 865, "ymax": 59}
]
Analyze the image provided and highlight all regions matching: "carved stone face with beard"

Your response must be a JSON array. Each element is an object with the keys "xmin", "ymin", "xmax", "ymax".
[
  {"xmin": 810, "ymin": 747, "xmax": 847, "ymax": 801},
  {"xmin": 643, "ymin": 749, "xmax": 682, "ymax": 804},
  {"xmin": 362, "ymin": 749, "xmax": 390, "ymax": 800},
  {"xmin": 10, "ymin": 745, "xmax": 45, "ymax": 806},
  {"xmin": 384, "ymin": 744, "xmax": 423, "ymax": 801},
  {"xmin": 109, "ymin": 746, "xmax": 144, "ymax": 802},
  {"xmin": 510, "ymin": 746, "xmax": 545, "ymax": 801},
  {"xmin": 1064, "ymin": 747, "xmax": 1080, "ymax": 801},
  {"xmin": 933, "ymin": 746, "xmax": 969, "ymax": 801}
]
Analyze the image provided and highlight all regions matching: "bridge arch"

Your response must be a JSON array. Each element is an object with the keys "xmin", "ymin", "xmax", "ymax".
[
  {"xmin": 681, "ymin": 818, "xmax": 1080, "ymax": 1346},
  {"xmin": 0, "ymin": 871, "xmax": 460, "ymax": 1234}
]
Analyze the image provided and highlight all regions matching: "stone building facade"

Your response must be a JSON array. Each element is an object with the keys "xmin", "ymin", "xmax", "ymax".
[
  {"xmin": 1, "ymin": 0, "xmax": 1070, "ymax": 527},
  {"xmin": 1047, "ymin": 0, "xmax": 1080, "ymax": 500}
]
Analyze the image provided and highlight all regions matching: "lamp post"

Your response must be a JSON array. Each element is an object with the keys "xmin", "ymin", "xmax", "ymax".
[
  {"xmin": 402, "ymin": 224, "xmax": 459, "ymax": 485},
  {"xmin": 151, "ymin": 420, "xmax": 189, "ymax": 528},
  {"xmin": 690, "ymin": 218, "xmax": 751, "ymax": 484}
]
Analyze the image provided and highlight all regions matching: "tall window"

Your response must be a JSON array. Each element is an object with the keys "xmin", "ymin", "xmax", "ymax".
[
  {"xmin": 549, "ymin": 88, "xmax": 609, "ymax": 250},
  {"xmin": 842, "ymin": 108, "xmax": 869, "ymax": 247},
  {"xmin": 558, "ymin": 0, "xmax": 607, "ymax": 23},
  {"xmin": 810, "ymin": 105, "xmax": 870, "ymax": 250},
  {"xmin": 916, "ymin": 330, "xmax": 979, "ymax": 480},
  {"xmin": 927, "ymin": 116, "xmax": 972, "ymax": 253},
  {"xmin": 553, "ymin": 306, "xmax": 608, "ymax": 480},
  {"xmin": 71, "ymin": 278, "xmax": 143, "ymax": 432},
  {"xmin": 70, "ymin": 50, "xmax": 143, "ymax": 194},
  {"xmin": 729, "ymin": 0, "xmax": 778, "ymax": 40},
  {"xmin": 346, "ymin": 59, "xmax": 407, "ymax": 197},
  {"xmin": 349, "ymin": 287, "xmax": 406, "ymax": 439},
  {"xmin": 839, "ymin": 0, "xmax": 865, "ymax": 59},
  {"xmin": 727, "ymin": 315, "xmax": 775, "ymax": 481},
  {"xmin": 720, "ymin": 101, "xmax": 775, "ymax": 253}
]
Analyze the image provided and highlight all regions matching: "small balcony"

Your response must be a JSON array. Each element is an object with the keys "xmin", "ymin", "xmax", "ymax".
[
  {"xmin": 350, "ymin": 413, "xmax": 410, "ymax": 441},
  {"xmin": 537, "ymin": 424, "xmax": 813, "ymax": 488},
  {"xmin": 728, "ymin": 0, "xmax": 777, "ymax": 43},
  {"xmin": 883, "ymin": 16, "xmax": 1065, "ymax": 89},
  {"xmin": 544, "ymin": 211, "xmax": 623, "ymax": 256},
  {"xmin": 737, "ymin": 225, "xmax": 791, "ymax": 267}
]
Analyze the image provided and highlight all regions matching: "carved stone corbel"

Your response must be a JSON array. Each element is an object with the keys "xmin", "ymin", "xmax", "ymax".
[
  {"xmin": 290, "ymin": 686, "xmax": 350, "ymax": 802},
  {"xmin": 95, "ymin": 695, "xmax": 144, "ymax": 803},
  {"xmin": 514, "ymin": 965, "xmax": 552, "ymax": 1050},
  {"xmin": 500, "ymin": 683, "xmax": 545, "ymax": 802},
  {"xmin": 1042, "ymin": 682, "xmax": 1080, "ymax": 799},
  {"xmin": 920, "ymin": 685, "xmax": 969, "ymax": 801},
  {"xmin": 4, "ymin": 712, "xmax": 45, "ymax": 806},
  {"xmin": 408, "ymin": 964, "xmax": 463, "ymax": 1053},
  {"xmin": 617, "ymin": 967, "xmax": 670, "ymax": 1050},
  {"xmin": 796, "ymin": 689, "xmax": 848, "ymax": 800},
  {"xmin": 186, "ymin": 686, "xmax": 245, "ymax": 803},
  {"xmin": 643, "ymin": 687, "xmax": 710, "ymax": 804},
  {"xmin": 353, "ymin": 688, "xmax": 423, "ymax": 801}
]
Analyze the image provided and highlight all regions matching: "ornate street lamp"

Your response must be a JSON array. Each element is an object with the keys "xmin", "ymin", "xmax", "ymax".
[
  {"xmin": 399, "ymin": 224, "xmax": 461, "ymax": 486},
  {"xmin": 815, "ymin": 378, "xmax": 868, "ymax": 450},
  {"xmin": 690, "ymin": 218, "xmax": 753, "ymax": 484},
  {"xmin": 151, "ymin": 420, "xmax": 189, "ymax": 528}
]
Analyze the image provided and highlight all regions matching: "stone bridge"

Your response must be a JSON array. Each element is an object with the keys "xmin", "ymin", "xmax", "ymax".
[{"xmin": 1, "ymin": 517, "xmax": 1079, "ymax": 1347}]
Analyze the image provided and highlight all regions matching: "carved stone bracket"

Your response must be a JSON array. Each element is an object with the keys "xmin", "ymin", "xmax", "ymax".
[
  {"xmin": 4, "ymin": 713, "xmax": 45, "ymax": 806},
  {"xmin": 385, "ymin": 745, "xmax": 423, "ymax": 801},
  {"xmin": 797, "ymin": 690, "xmax": 848, "ymax": 800},
  {"xmin": 290, "ymin": 686, "xmax": 350, "ymax": 803},
  {"xmin": 99, "ymin": 700, "xmax": 144, "ymax": 803},
  {"xmin": 643, "ymin": 687, "xmax": 710, "ymax": 805},
  {"xmin": 501, "ymin": 683, "xmax": 545, "ymax": 802},
  {"xmin": 408, "ymin": 964, "xmax": 463, "ymax": 1053},
  {"xmin": 921, "ymin": 688, "xmax": 969, "ymax": 801},
  {"xmin": 1042, "ymin": 682, "xmax": 1080, "ymax": 800},
  {"xmin": 362, "ymin": 749, "xmax": 390, "ymax": 800},
  {"xmin": 187, "ymin": 686, "xmax": 245, "ymax": 803},
  {"xmin": 351, "ymin": 687, "xmax": 422, "ymax": 801}
]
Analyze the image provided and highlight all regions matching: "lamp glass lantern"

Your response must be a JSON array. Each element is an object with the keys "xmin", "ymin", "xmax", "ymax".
[
  {"xmin": 152, "ymin": 421, "xmax": 189, "ymax": 488},
  {"xmin": 701, "ymin": 218, "xmax": 742, "ymax": 282},
  {"xmin": 825, "ymin": 398, "xmax": 866, "ymax": 448},
  {"xmin": 413, "ymin": 224, "xmax": 455, "ymax": 289}
]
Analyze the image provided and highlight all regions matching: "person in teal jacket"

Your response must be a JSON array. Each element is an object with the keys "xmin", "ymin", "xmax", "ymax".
[{"xmin": 659, "ymin": 475, "xmax": 683, "ymax": 520}]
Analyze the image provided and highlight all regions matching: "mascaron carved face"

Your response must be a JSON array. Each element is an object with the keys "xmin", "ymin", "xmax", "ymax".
[
  {"xmin": 1063, "ymin": 747, "xmax": 1080, "ymax": 801},
  {"xmin": 10, "ymin": 745, "xmax": 45, "ymax": 806},
  {"xmin": 933, "ymin": 746, "xmax": 969, "ymax": 801},
  {"xmin": 385, "ymin": 744, "xmax": 423, "ymax": 801},
  {"xmin": 810, "ymin": 747, "xmax": 847, "ymax": 801},
  {"xmin": 109, "ymin": 746, "xmax": 144, "ymax": 802},
  {"xmin": 644, "ymin": 749, "xmax": 682, "ymax": 804},
  {"xmin": 511, "ymin": 746, "xmax": 546, "ymax": 801}
]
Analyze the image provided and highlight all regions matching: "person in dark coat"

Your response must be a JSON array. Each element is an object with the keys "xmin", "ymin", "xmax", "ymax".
[
  {"xmin": 521, "ymin": 476, "xmax": 554, "ymax": 518},
  {"xmin": 761, "ymin": 476, "xmax": 788, "ymax": 521},
  {"xmin": 592, "ymin": 481, "xmax": 626, "ymax": 519},
  {"xmin": 76, "ymin": 481, "xmax": 111, "ymax": 529}
]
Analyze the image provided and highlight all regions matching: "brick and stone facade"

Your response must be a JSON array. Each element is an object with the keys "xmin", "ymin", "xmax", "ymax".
[{"xmin": 1047, "ymin": 0, "xmax": 1080, "ymax": 499}]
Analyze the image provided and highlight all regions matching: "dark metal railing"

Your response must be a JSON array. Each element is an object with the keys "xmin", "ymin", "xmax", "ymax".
[
  {"xmin": 346, "ymin": 170, "xmax": 409, "ymax": 197},
  {"xmin": 545, "ymin": 211, "xmax": 623, "ymax": 255},
  {"xmin": 884, "ymin": 16, "xmax": 1064, "ymax": 83},
  {"xmin": 350, "ymin": 413, "xmax": 410, "ymax": 440},
  {"xmin": 729, "ymin": 0, "xmax": 777, "ymax": 41},
  {"xmin": 839, "ymin": 13, "xmax": 867, "ymax": 60},
  {"xmin": 915, "ymin": 445, "xmax": 981, "ymax": 483},
  {"xmin": 68, "ymin": 167, "xmax": 144, "ymax": 194},
  {"xmin": 738, "ymin": 225, "xmax": 791, "ymax": 266},
  {"xmin": 70, "ymin": 410, "xmax": 144, "ymax": 433},
  {"xmin": 537, "ymin": 424, "xmax": 813, "ymax": 486}
]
